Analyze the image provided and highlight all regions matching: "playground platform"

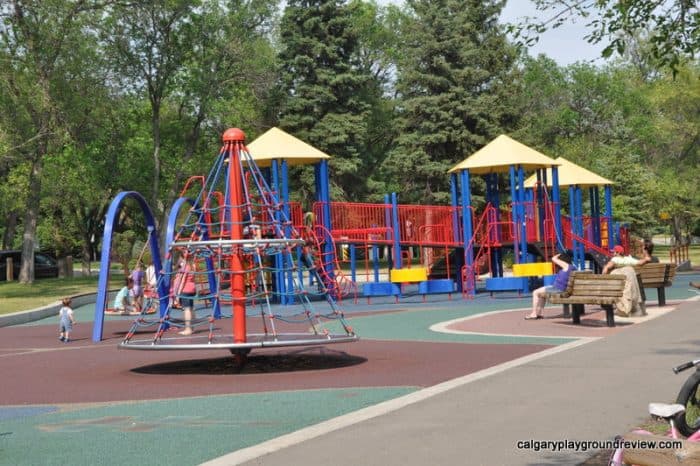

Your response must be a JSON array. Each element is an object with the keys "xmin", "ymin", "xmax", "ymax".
[{"xmin": 1, "ymin": 273, "xmax": 699, "ymax": 465}]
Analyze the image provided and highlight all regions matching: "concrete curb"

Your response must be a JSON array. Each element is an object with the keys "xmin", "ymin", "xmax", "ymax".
[{"xmin": 0, "ymin": 292, "xmax": 98, "ymax": 327}]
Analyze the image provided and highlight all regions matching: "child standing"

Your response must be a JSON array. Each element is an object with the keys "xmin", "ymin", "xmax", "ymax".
[
  {"xmin": 130, "ymin": 261, "xmax": 145, "ymax": 310},
  {"xmin": 58, "ymin": 297, "xmax": 75, "ymax": 342}
]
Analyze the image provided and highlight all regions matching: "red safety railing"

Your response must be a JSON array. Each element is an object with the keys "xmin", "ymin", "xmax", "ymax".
[
  {"xmin": 396, "ymin": 204, "xmax": 462, "ymax": 247},
  {"xmin": 316, "ymin": 201, "xmax": 465, "ymax": 248}
]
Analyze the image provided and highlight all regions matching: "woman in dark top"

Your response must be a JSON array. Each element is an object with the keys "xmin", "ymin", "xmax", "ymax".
[{"xmin": 525, "ymin": 253, "xmax": 574, "ymax": 320}]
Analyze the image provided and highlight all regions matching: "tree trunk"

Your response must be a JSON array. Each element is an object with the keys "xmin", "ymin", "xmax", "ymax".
[
  {"xmin": 2, "ymin": 211, "xmax": 18, "ymax": 249},
  {"xmin": 151, "ymin": 105, "xmax": 162, "ymax": 218},
  {"xmin": 19, "ymin": 155, "xmax": 44, "ymax": 284},
  {"xmin": 671, "ymin": 215, "xmax": 684, "ymax": 245},
  {"xmin": 81, "ymin": 234, "xmax": 92, "ymax": 277}
]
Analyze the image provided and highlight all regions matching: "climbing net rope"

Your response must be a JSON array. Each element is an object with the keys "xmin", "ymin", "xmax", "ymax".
[{"xmin": 120, "ymin": 134, "xmax": 357, "ymax": 350}]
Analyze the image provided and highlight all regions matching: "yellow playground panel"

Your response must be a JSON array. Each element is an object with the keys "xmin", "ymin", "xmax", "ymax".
[
  {"xmin": 390, "ymin": 267, "xmax": 428, "ymax": 283},
  {"xmin": 512, "ymin": 262, "xmax": 554, "ymax": 277}
]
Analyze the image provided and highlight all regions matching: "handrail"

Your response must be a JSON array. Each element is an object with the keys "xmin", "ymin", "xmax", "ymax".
[
  {"xmin": 461, "ymin": 204, "xmax": 498, "ymax": 296},
  {"xmin": 562, "ymin": 229, "xmax": 611, "ymax": 257},
  {"xmin": 302, "ymin": 225, "xmax": 358, "ymax": 303}
]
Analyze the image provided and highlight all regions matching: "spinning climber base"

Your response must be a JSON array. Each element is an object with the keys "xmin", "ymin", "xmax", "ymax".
[{"xmin": 116, "ymin": 128, "xmax": 358, "ymax": 352}]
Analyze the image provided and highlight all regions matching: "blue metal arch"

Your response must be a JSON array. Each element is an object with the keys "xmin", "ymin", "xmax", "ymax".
[{"xmin": 92, "ymin": 191, "xmax": 162, "ymax": 342}]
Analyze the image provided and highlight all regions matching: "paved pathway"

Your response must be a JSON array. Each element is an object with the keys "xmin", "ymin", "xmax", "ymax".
[
  {"xmin": 1, "ymin": 274, "xmax": 698, "ymax": 465},
  {"xmin": 219, "ymin": 294, "xmax": 700, "ymax": 465}
]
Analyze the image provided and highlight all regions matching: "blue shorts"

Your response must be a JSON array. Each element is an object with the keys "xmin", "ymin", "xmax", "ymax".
[
  {"xmin": 179, "ymin": 293, "xmax": 195, "ymax": 309},
  {"xmin": 544, "ymin": 285, "xmax": 564, "ymax": 293}
]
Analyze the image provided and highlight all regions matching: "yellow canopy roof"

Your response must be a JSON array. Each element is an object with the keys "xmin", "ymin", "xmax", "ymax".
[
  {"xmin": 448, "ymin": 134, "xmax": 560, "ymax": 175},
  {"xmin": 246, "ymin": 127, "xmax": 331, "ymax": 167},
  {"xmin": 524, "ymin": 157, "xmax": 614, "ymax": 188}
]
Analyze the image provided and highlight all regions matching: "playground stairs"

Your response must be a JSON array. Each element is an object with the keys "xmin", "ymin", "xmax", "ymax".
[
  {"xmin": 302, "ymin": 226, "xmax": 358, "ymax": 302},
  {"xmin": 428, "ymin": 248, "xmax": 489, "ymax": 280}
]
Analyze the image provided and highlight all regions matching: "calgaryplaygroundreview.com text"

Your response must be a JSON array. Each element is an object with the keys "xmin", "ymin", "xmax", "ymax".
[{"xmin": 516, "ymin": 438, "xmax": 682, "ymax": 452}]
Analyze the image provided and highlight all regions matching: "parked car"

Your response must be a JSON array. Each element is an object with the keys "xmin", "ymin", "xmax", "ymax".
[{"xmin": 0, "ymin": 250, "xmax": 59, "ymax": 281}]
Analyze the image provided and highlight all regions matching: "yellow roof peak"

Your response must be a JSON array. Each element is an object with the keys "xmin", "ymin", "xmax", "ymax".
[
  {"xmin": 448, "ymin": 134, "xmax": 560, "ymax": 175},
  {"xmin": 247, "ymin": 127, "xmax": 331, "ymax": 167},
  {"xmin": 524, "ymin": 156, "xmax": 614, "ymax": 188}
]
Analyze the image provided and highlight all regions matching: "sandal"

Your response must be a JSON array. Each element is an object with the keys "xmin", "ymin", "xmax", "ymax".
[{"xmin": 524, "ymin": 315, "xmax": 543, "ymax": 320}]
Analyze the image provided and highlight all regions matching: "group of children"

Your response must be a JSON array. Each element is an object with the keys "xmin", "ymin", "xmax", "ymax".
[
  {"xmin": 113, "ymin": 261, "xmax": 158, "ymax": 314},
  {"xmin": 111, "ymin": 257, "xmax": 196, "ymax": 335}
]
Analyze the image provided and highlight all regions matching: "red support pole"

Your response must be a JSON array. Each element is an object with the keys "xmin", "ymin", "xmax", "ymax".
[{"xmin": 223, "ymin": 128, "xmax": 247, "ymax": 343}]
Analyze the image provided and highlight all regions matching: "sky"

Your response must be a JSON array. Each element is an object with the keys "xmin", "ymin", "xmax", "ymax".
[
  {"xmin": 378, "ymin": 0, "xmax": 608, "ymax": 66},
  {"xmin": 499, "ymin": 1, "xmax": 607, "ymax": 65}
]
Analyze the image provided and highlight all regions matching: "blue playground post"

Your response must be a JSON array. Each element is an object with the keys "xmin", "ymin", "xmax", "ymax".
[
  {"xmin": 372, "ymin": 243, "xmax": 380, "ymax": 282},
  {"xmin": 552, "ymin": 166, "xmax": 562, "ymax": 250},
  {"xmin": 570, "ymin": 185, "xmax": 585, "ymax": 269},
  {"xmin": 450, "ymin": 174, "xmax": 460, "ymax": 244},
  {"xmin": 590, "ymin": 187, "xmax": 601, "ymax": 246},
  {"xmin": 509, "ymin": 166, "xmax": 520, "ymax": 263},
  {"xmin": 536, "ymin": 170, "xmax": 545, "ymax": 241},
  {"xmin": 281, "ymin": 160, "xmax": 295, "ymax": 304},
  {"xmin": 518, "ymin": 165, "xmax": 527, "ymax": 263},
  {"xmin": 383, "ymin": 194, "xmax": 393, "ymax": 270},
  {"xmin": 577, "ymin": 188, "xmax": 584, "ymax": 264},
  {"xmin": 485, "ymin": 173, "xmax": 497, "ymax": 276},
  {"xmin": 318, "ymin": 159, "xmax": 334, "ymax": 275},
  {"xmin": 272, "ymin": 160, "xmax": 286, "ymax": 303},
  {"xmin": 349, "ymin": 244, "xmax": 357, "ymax": 282},
  {"xmin": 488, "ymin": 173, "xmax": 504, "ymax": 277},
  {"xmin": 460, "ymin": 170, "xmax": 474, "ymax": 273},
  {"xmin": 568, "ymin": 186, "xmax": 578, "ymax": 266},
  {"xmin": 391, "ymin": 192, "xmax": 402, "ymax": 269},
  {"xmin": 604, "ymin": 185, "xmax": 613, "ymax": 249}
]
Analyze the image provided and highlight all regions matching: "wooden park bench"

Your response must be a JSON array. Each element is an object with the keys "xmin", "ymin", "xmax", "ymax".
[
  {"xmin": 546, "ymin": 271, "xmax": 626, "ymax": 327},
  {"xmin": 634, "ymin": 263, "xmax": 677, "ymax": 306}
]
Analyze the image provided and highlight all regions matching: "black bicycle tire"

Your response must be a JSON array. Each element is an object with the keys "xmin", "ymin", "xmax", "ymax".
[{"xmin": 675, "ymin": 370, "xmax": 700, "ymax": 437}]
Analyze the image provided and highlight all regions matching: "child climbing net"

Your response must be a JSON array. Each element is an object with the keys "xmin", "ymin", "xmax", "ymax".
[{"xmin": 119, "ymin": 128, "xmax": 357, "ymax": 352}]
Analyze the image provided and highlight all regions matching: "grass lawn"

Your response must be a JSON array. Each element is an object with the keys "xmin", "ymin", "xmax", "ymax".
[
  {"xmin": 0, "ymin": 274, "xmax": 123, "ymax": 315},
  {"xmin": 654, "ymin": 244, "xmax": 700, "ymax": 265}
]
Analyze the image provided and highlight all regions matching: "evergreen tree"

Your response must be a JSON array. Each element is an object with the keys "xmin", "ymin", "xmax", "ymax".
[
  {"xmin": 277, "ymin": 0, "xmax": 373, "ymax": 201},
  {"xmin": 381, "ymin": 0, "xmax": 518, "ymax": 204}
]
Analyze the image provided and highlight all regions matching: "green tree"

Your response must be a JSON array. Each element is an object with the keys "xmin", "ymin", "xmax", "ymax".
[
  {"xmin": 382, "ymin": 0, "xmax": 518, "ymax": 204},
  {"xmin": 643, "ymin": 67, "xmax": 700, "ymax": 243},
  {"xmin": 0, "ymin": 0, "xmax": 107, "ymax": 283},
  {"xmin": 347, "ymin": 0, "xmax": 405, "ymax": 201},
  {"xmin": 103, "ymin": 0, "xmax": 279, "ymax": 232},
  {"xmin": 161, "ymin": 0, "xmax": 279, "ymax": 209},
  {"xmin": 512, "ymin": 56, "xmax": 699, "ymax": 239},
  {"xmin": 101, "ymin": 0, "xmax": 198, "ymax": 219},
  {"xmin": 511, "ymin": 1, "xmax": 699, "ymax": 73},
  {"xmin": 277, "ymin": 0, "xmax": 374, "ymax": 201}
]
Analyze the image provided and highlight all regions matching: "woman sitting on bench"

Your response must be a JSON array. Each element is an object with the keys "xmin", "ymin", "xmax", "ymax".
[{"xmin": 525, "ymin": 252, "xmax": 573, "ymax": 320}]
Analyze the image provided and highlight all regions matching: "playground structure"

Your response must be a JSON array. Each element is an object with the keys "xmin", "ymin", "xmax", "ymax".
[
  {"xmin": 92, "ymin": 128, "xmax": 629, "ymax": 347},
  {"xmin": 92, "ymin": 128, "xmax": 358, "ymax": 354}
]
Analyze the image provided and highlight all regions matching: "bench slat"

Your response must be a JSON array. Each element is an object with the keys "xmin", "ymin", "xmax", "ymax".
[
  {"xmin": 545, "ymin": 271, "xmax": 625, "ymax": 327},
  {"xmin": 550, "ymin": 297, "xmax": 619, "ymax": 305},
  {"xmin": 570, "ymin": 282, "xmax": 625, "ymax": 291},
  {"xmin": 633, "ymin": 263, "xmax": 677, "ymax": 306}
]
